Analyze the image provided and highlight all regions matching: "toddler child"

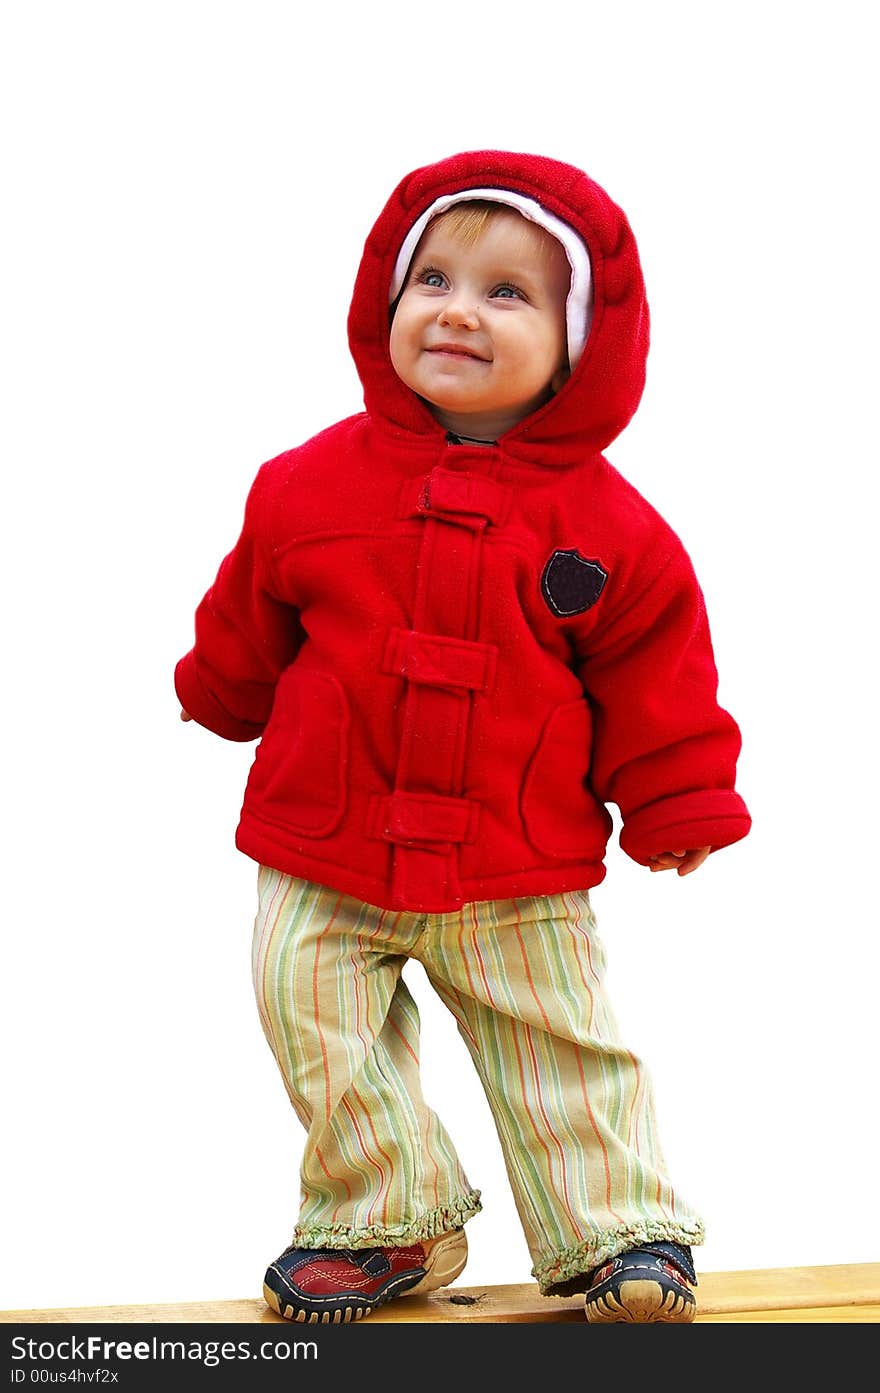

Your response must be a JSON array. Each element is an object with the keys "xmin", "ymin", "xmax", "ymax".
[{"xmin": 176, "ymin": 149, "xmax": 751, "ymax": 1324}]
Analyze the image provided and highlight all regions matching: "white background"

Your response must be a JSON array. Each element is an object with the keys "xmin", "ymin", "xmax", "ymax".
[{"xmin": 2, "ymin": 1, "xmax": 878, "ymax": 1313}]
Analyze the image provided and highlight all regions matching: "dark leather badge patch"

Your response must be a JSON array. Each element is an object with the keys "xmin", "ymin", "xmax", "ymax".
[{"xmin": 541, "ymin": 549, "xmax": 608, "ymax": 617}]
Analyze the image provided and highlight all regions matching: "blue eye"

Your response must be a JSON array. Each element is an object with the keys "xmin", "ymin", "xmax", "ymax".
[
  {"xmin": 415, "ymin": 266, "xmax": 447, "ymax": 289},
  {"xmin": 492, "ymin": 284, "xmax": 522, "ymax": 299}
]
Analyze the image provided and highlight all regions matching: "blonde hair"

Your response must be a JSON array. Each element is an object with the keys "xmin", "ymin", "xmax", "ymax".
[{"xmin": 427, "ymin": 199, "xmax": 500, "ymax": 246}]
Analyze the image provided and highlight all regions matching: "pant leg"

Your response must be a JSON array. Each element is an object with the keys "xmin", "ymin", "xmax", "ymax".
[
  {"xmin": 251, "ymin": 868, "xmax": 481, "ymax": 1247},
  {"xmin": 416, "ymin": 888, "xmax": 703, "ymax": 1294}
]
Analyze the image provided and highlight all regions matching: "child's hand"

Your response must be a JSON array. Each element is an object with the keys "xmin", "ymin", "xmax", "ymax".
[
  {"xmin": 180, "ymin": 709, "xmax": 193, "ymax": 722},
  {"xmin": 648, "ymin": 847, "xmax": 711, "ymax": 876}
]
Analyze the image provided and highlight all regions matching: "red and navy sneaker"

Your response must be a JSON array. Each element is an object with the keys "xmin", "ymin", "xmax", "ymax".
[
  {"xmin": 263, "ymin": 1229, "xmax": 467, "ymax": 1323},
  {"xmin": 583, "ymin": 1241, "xmax": 697, "ymax": 1323}
]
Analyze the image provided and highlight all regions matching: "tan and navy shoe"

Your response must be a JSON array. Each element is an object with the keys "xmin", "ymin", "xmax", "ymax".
[
  {"xmin": 263, "ymin": 1229, "xmax": 467, "ymax": 1323},
  {"xmin": 583, "ymin": 1241, "xmax": 697, "ymax": 1323}
]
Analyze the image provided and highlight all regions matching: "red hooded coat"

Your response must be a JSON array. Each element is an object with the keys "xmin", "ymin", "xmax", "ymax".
[{"xmin": 175, "ymin": 150, "xmax": 751, "ymax": 912}]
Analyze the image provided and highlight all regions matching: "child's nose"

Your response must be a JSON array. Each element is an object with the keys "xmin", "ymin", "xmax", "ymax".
[{"xmin": 438, "ymin": 296, "xmax": 480, "ymax": 330}]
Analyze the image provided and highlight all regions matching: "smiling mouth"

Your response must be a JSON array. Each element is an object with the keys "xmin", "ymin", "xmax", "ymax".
[{"xmin": 426, "ymin": 345, "xmax": 488, "ymax": 361}]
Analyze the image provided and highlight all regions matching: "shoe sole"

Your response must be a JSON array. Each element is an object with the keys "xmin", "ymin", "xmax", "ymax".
[
  {"xmin": 263, "ymin": 1229, "xmax": 468, "ymax": 1324},
  {"xmin": 585, "ymin": 1277, "xmax": 696, "ymax": 1324},
  {"xmin": 403, "ymin": 1229, "xmax": 468, "ymax": 1296}
]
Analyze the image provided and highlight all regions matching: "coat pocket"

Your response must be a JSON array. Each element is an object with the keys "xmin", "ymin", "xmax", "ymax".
[
  {"xmin": 520, "ymin": 697, "xmax": 611, "ymax": 858},
  {"xmin": 247, "ymin": 668, "xmax": 349, "ymax": 837}
]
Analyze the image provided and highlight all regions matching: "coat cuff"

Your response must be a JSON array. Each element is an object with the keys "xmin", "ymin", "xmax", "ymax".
[
  {"xmin": 619, "ymin": 789, "xmax": 751, "ymax": 866},
  {"xmin": 174, "ymin": 653, "xmax": 266, "ymax": 743}
]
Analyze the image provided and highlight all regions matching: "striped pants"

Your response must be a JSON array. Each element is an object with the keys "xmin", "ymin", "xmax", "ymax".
[{"xmin": 251, "ymin": 868, "xmax": 703, "ymax": 1294}]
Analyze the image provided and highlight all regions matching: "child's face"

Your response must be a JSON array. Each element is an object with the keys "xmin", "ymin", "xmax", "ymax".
[{"xmin": 389, "ymin": 209, "xmax": 571, "ymax": 439}]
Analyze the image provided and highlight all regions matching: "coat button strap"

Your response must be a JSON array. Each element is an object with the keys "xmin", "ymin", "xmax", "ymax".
[
  {"xmin": 382, "ymin": 627, "xmax": 498, "ymax": 693},
  {"xmin": 367, "ymin": 792, "xmax": 480, "ymax": 846},
  {"xmin": 398, "ymin": 469, "xmax": 511, "ymax": 527}
]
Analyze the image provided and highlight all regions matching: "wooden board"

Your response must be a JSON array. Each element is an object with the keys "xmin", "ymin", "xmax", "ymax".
[{"xmin": 3, "ymin": 1262, "xmax": 878, "ymax": 1324}]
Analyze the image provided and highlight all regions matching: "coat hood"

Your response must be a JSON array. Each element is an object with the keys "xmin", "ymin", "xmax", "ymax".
[{"xmin": 347, "ymin": 149, "xmax": 650, "ymax": 465}]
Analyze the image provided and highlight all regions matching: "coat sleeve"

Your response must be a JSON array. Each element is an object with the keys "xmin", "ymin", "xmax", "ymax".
[
  {"xmin": 174, "ymin": 466, "xmax": 304, "ymax": 741},
  {"xmin": 576, "ymin": 538, "xmax": 751, "ymax": 864}
]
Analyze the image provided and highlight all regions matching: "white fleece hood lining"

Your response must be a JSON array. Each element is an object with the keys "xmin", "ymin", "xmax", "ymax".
[{"xmin": 389, "ymin": 187, "xmax": 593, "ymax": 369}]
